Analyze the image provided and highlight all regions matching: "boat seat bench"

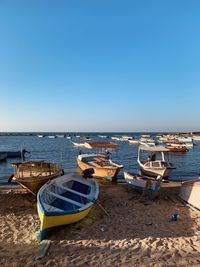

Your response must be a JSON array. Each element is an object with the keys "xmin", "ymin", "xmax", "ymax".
[{"xmin": 45, "ymin": 189, "xmax": 85, "ymax": 208}]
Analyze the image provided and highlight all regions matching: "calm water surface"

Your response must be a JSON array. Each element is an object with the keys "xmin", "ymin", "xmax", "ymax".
[{"xmin": 0, "ymin": 133, "xmax": 199, "ymax": 184}]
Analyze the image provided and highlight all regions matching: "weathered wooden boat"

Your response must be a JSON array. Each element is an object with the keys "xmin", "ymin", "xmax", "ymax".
[
  {"xmin": 0, "ymin": 152, "xmax": 7, "ymax": 161},
  {"xmin": 124, "ymin": 171, "xmax": 162, "ymax": 193},
  {"xmin": 179, "ymin": 179, "xmax": 200, "ymax": 210},
  {"xmin": 137, "ymin": 145, "xmax": 175, "ymax": 178},
  {"xmin": 11, "ymin": 161, "xmax": 64, "ymax": 195},
  {"xmin": 37, "ymin": 174, "xmax": 99, "ymax": 240},
  {"xmin": 77, "ymin": 153, "xmax": 123, "ymax": 181}
]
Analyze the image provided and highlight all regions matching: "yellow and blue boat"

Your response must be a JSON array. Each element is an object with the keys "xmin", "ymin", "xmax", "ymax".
[{"xmin": 37, "ymin": 173, "xmax": 99, "ymax": 241}]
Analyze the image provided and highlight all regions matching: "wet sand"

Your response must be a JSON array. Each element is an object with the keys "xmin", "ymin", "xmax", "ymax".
[{"xmin": 1, "ymin": 183, "xmax": 200, "ymax": 267}]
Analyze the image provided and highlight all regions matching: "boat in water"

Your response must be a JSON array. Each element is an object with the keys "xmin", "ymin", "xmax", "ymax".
[
  {"xmin": 77, "ymin": 153, "xmax": 123, "ymax": 181},
  {"xmin": 37, "ymin": 173, "xmax": 99, "ymax": 240},
  {"xmin": 137, "ymin": 145, "xmax": 175, "ymax": 178},
  {"xmin": 11, "ymin": 161, "xmax": 64, "ymax": 195}
]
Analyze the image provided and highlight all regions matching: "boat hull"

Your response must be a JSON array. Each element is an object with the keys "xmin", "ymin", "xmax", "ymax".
[
  {"xmin": 37, "ymin": 202, "xmax": 93, "ymax": 241},
  {"xmin": 124, "ymin": 172, "xmax": 162, "ymax": 193},
  {"xmin": 77, "ymin": 157, "xmax": 121, "ymax": 181},
  {"xmin": 140, "ymin": 167, "xmax": 172, "ymax": 178},
  {"xmin": 180, "ymin": 180, "xmax": 200, "ymax": 210},
  {"xmin": 14, "ymin": 172, "xmax": 63, "ymax": 195}
]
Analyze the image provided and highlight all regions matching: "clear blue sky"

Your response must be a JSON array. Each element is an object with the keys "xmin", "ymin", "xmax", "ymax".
[{"xmin": 0, "ymin": 0, "xmax": 200, "ymax": 132}]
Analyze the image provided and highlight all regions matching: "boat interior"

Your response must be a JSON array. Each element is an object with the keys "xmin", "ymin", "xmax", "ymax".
[{"xmin": 41, "ymin": 180, "xmax": 92, "ymax": 213}]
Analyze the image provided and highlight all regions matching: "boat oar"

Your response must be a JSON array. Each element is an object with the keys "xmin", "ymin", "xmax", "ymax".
[{"xmin": 97, "ymin": 200, "xmax": 110, "ymax": 217}]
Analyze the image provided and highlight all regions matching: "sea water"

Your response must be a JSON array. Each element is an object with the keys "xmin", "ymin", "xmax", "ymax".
[{"xmin": 0, "ymin": 133, "xmax": 199, "ymax": 185}]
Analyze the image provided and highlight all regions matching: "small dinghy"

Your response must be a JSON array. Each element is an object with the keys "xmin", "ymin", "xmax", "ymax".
[
  {"xmin": 37, "ymin": 173, "xmax": 99, "ymax": 241},
  {"xmin": 124, "ymin": 171, "xmax": 162, "ymax": 194}
]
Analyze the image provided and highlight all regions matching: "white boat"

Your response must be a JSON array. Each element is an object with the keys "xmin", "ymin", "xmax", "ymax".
[
  {"xmin": 124, "ymin": 172, "xmax": 162, "ymax": 194},
  {"xmin": 72, "ymin": 142, "xmax": 87, "ymax": 148},
  {"xmin": 37, "ymin": 174, "xmax": 99, "ymax": 240},
  {"xmin": 56, "ymin": 134, "xmax": 65, "ymax": 138},
  {"xmin": 177, "ymin": 136, "xmax": 192, "ymax": 143},
  {"xmin": 121, "ymin": 136, "xmax": 133, "ymax": 140},
  {"xmin": 137, "ymin": 145, "xmax": 175, "ymax": 178},
  {"xmin": 139, "ymin": 137, "xmax": 156, "ymax": 146},
  {"xmin": 128, "ymin": 139, "xmax": 139, "ymax": 144},
  {"xmin": 37, "ymin": 135, "xmax": 44, "ymax": 138},
  {"xmin": 179, "ymin": 179, "xmax": 200, "ymax": 210},
  {"xmin": 48, "ymin": 135, "xmax": 56, "ymax": 139},
  {"xmin": 166, "ymin": 141, "xmax": 193, "ymax": 149},
  {"xmin": 193, "ymin": 135, "xmax": 200, "ymax": 141}
]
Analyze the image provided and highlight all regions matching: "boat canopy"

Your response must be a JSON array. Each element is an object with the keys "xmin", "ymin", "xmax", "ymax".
[
  {"xmin": 139, "ymin": 145, "xmax": 169, "ymax": 152},
  {"xmin": 84, "ymin": 142, "xmax": 118, "ymax": 149}
]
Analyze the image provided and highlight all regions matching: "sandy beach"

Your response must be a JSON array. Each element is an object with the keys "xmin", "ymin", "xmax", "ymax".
[{"xmin": 1, "ymin": 183, "xmax": 200, "ymax": 267}]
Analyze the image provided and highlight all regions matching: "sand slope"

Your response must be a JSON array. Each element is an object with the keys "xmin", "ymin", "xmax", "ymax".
[{"xmin": 1, "ymin": 185, "xmax": 200, "ymax": 267}]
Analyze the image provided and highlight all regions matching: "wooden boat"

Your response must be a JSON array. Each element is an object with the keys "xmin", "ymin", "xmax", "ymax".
[
  {"xmin": 179, "ymin": 179, "xmax": 200, "ymax": 210},
  {"xmin": 37, "ymin": 174, "xmax": 99, "ymax": 240},
  {"xmin": 165, "ymin": 145, "xmax": 188, "ymax": 153},
  {"xmin": 11, "ymin": 161, "xmax": 64, "ymax": 195},
  {"xmin": 0, "ymin": 152, "xmax": 7, "ymax": 161},
  {"xmin": 124, "ymin": 171, "xmax": 162, "ymax": 193},
  {"xmin": 166, "ymin": 141, "xmax": 193, "ymax": 149},
  {"xmin": 77, "ymin": 153, "xmax": 123, "ymax": 181},
  {"xmin": 137, "ymin": 145, "xmax": 175, "ymax": 178}
]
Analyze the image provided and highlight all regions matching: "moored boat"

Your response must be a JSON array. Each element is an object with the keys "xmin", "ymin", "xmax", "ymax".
[
  {"xmin": 72, "ymin": 141, "xmax": 87, "ymax": 148},
  {"xmin": 77, "ymin": 153, "xmax": 123, "ymax": 181},
  {"xmin": 137, "ymin": 145, "xmax": 175, "ymax": 178},
  {"xmin": 11, "ymin": 161, "xmax": 64, "ymax": 195},
  {"xmin": 124, "ymin": 171, "xmax": 162, "ymax": 194},
  {"xmin": 37, "ymin": 173, "xmax": 99, "ymax": 240}
]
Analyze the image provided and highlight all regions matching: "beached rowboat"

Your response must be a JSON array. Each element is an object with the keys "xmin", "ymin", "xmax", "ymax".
[
  {"xmin": 11, "ymin": 161, "xmax": 64, "ymax": 195},
  {"xmin": 37, "ymin": 174, "xmax": 99, "ymax": 241},
  {"xmin": 124, "ymin": 172, "xmax": 162, "ymax": 194}
]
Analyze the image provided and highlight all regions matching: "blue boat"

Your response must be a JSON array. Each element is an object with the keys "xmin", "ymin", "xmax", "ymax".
[{"xmin": 37, "ymin": 174, "xmax": 99, "ymax": 241}]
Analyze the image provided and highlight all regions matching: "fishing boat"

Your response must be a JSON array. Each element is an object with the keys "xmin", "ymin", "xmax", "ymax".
[
  {"xmin": 192, "ymin": 135, "xmax": 200, "ymax": 141},
  {"xmin": 11, "ymin": 161, "xmax": 64, "ymax": 195},
  {"xmin": 124, "ymin": 171, "xmax": 162, "ymax": 194},
  {"xmin": 37, "ymin": 173, "xmax": 99, "ymax": 240},
  {"xmin": 165, "ymin": 145, "xmax": 188, "ymax": 153},
  {"xmin": 179, "ymin": 179, "xmax": 200, "ymax": 210},
  {"xmin": 137, "ymin": 145, "xmax": 175, "ymax": 178},
  {"xmin": 77, "ymin": 153, "xmax": 123, "ymax": 181}
]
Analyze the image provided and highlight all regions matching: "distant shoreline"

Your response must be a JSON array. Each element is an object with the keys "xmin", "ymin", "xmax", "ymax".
[{"xmin": 0, "ymin": 131, "xmax": 200, "ymax": 136}]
